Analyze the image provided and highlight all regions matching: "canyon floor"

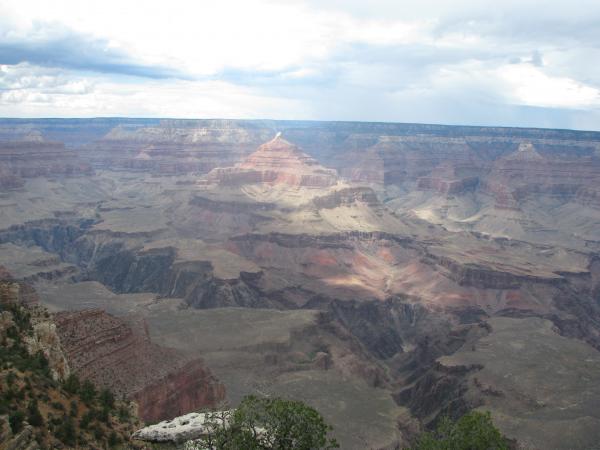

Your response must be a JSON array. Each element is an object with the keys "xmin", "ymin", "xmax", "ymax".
[{"xmin": 2, "ymin": 119, "xmax": 600, "ymax": 449}]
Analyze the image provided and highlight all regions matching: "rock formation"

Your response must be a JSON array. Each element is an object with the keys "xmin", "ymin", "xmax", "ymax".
[
  {"xmin": 1, "ymin": 118, "xmax": 600, "ymax": 449},
  {"xmin": 481, "ymin": 142, "xmax": 600, "ymax": 208},
  {"xmin": 86, "ymin": 119, "xmax": 273, "ymax": 174},
  {"xmin": 54, "ymin": 309, "xmax": 225, "ymax": 423},
  {"xmin": 0, "ymin": 140, "xmax": 92, "ymax": 189},
  {"xmin": 417, "ymin": 162, "xmax": 479, "ymax": 195},
  {"xmin": 132, "ymin": 411, "xmax": 230, "ymax": 443},
  {"xmin": 205, "ymin": 134, "xmax": 338, "ymax": 187}
]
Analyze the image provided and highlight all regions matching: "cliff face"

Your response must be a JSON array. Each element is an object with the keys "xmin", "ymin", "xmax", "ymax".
[
  {"xmin": 86, "ymin": 120, "xmax": 274, "ymax": 174},
  {"xmin": 132, "ymin": 360, "xmax": 226, "ymax": 424},
  {"xmin": 416, "ymin": 162, "xmax": 479, "ymax": 195},
  {"xmin": 337, "ymin": 136, "xmax": 483, "ymax": 185},
  {"xmin": 481, "ymin": 142, "xmax": 600, "ymax": 208},
  {"xmin": 54, "ymin": 309, "xmax": 225, "ymax": 423},
  {"xmin": 311, "ymin": 187, "xmax": 380, "ymax": 209},
  {"xmin": 0, "ymin": 140, "xmax": 93, "ymax": 189},
  {"xmin": 334, "ymin": 135, "xmax": 600, "ymax": 212},
  {"xmin": 0, "ymin": 275, "xmax": 70, "ymax": 381}
]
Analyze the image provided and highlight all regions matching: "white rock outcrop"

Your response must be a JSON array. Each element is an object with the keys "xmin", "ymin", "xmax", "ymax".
[{"xmin": 132, "ymin": 411, "xmax": 231, "ymax": 443}]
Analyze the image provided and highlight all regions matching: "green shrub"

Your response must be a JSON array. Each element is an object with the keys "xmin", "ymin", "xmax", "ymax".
[
  {"xmin": 80, "ymin": 410, "xmax": 95, "ymax": 429},
  {"xmin": 80, "ymin": 379, "xmax": 96, "ymax": 404},
  {"xmin": 97, "ymin": 406, "xmax": 110, "ymax": 423},
  {"xmin": 117, "ymin": 404, "xmax": 130, "ymax": 421},
  {"xmin": 412, "ymin": 411, "xmax": 510, "ymax": 450},
  {"xmin": 55, "ymin": 415, "xmax": 77, "ymax": 446},
  {"xmin": 99, "ymin": 388, "xmax": 115, "ymax": 410},
  {"xmin": 6, "ymin": 370, "xmax": 16, "ymax": 386},
  {"xmin": 70, "ymin": 399, "xmax": 78, "ymax": 417},
  {"xmin": 209, "ymin": 395, "xmax": 339, "ymax": 450},
  {"xmin": 63, "ymin": 373, "xmax": 80, "ymax": 395},
  {"xmin": 27, "ymin": 399, "xmax": 44, "ymax": 426},
  {"xmin": 51, "ymin": 401, "xmax": 64, "ymax": 410},
  {"xmin": 108, "ymin": 430, "xmax": 121, "ymax": 447},
  {"xmin": 8, "ymin": 410, "xmax": 25, "ymax": 433},
  {"xmin": 93, "ymin": 425, "xmax": 104, "ymax": 440}
]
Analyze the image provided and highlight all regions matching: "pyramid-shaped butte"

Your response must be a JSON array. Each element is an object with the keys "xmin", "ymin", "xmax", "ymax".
[
  {"xmin": 505, "ymin": 142, "xmax": 544, "ymax": 161},
  {"xmin": 206, "ymin": 134, "xmax": 338, "ymax": 187}
]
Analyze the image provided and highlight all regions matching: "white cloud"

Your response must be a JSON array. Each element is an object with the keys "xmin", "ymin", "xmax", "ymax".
[
  {"xmin": 0, "ymin": 0, "xmax": 435, "ymax": 75},
  {"xmin": 0, "ymin": 0, "xmax": 599, "ymax": 129},
  {"xmin": 499, "ymin": 64, "xmax": 600, "ymax": 108},
  {"xmin": 0, "ymin": 64, "xmax": 307, "ymax": 118}
]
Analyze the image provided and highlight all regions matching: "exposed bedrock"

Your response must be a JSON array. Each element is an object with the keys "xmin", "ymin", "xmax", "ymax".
[
  {"xmin": 0, "ymin": 166, "xmax": 24, "ymax": 190},
  {"xmin": 91, "ymin": 247, "xmax": 176, "ymax": 293},
  {"xmin": 0, "ymin": 140, "xmax": 93, "ymax": 189},
  {"xmin": 87, "ymin": 119, "xmax": 274, "ymax": 174},
  {"xmin": 322, "ymin": 296, "xmax": 494, "ymax": 437},
  {"xmin": 54, "ymin": 309, "xmax": 225, "ymax": 423},
  {"xmin": 204, "ymin": 134, "xmax": 338, "ymax": 188},
  {"xmin": 0, "ymin": 220, "xmax": 271, "ymax": 308},
  {"xmin": 423, "ymin": 252, "xmax": 568, "ymax": 289},
  {"xmin": 394, "ymin": 362, "xmax": 481, "ymax": 425},
  {"xmin": 0, "ymin": 220, "xmax": 91, "ymax": 259},
  {"xmin": 132, "ymin": 359, "xmax": 226, "ymax": 424},
  {"xmin": 90, "ymin": 248, "xmax": 270, "ymax": 308},
  {"xmin": 189, "ymin": 195, "xmax": 276, "ymax": 214},
  {"xmin": 3, "ymin": 222, "xmax": 600, "ymax": 354},
  {"xmin": 327, "ymin": 298, "xmax": 426, "ymax": 360},
  {"xmin": 310, "ymin": 187, "xmax": 380, "ymax": 209}
]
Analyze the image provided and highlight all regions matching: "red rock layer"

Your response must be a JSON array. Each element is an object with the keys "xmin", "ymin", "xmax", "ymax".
[
  {"xmin": 132, "ymin": 359, "xmax": 226, "ymax": 423},
  {"xmin": 54, "ymin": 309, "xmax": 225, "ymax": 423},
  {"xmin": 206, "ymin": 135, "xmax": 338, "ymax": 188}
]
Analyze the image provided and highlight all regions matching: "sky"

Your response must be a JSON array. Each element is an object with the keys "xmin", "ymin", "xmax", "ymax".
[{"xmin": 1, "ymin": 0, "xmax": 600, "ymax": 130}]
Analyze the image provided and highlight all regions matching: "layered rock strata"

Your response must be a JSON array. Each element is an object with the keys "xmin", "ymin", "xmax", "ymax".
[
  {"xmin": 54, "ymin": 309, "xmax": 225, "ymax": 422},
  {"xmin": 0, "ymin": 140, "xmax": 92, "ymax": 189},
  {"xmin": 205, "ymin": 134, "xmax": 338, "ymax": 188}
]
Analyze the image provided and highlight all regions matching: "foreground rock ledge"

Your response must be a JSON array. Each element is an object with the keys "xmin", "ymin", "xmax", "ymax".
[{"xmin": 132, "ymin": 411, "xmax": 230, "ymax": 443}]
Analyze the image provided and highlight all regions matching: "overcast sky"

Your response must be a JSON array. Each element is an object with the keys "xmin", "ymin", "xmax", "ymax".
[{"xmin": 1, "ymin": 0, "xmax": 599, "ymax": 130}]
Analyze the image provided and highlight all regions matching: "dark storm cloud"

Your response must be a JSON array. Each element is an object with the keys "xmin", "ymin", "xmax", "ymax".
[{"xmin": 0, "ymin": 26, "xmax": 186, "ymax": 79}]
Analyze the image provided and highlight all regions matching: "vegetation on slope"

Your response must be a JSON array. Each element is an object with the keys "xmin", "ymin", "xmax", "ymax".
[
  {"xmin": 411, "ymin": 411, "xmax": 510, "ymax": 450},
  {"xmin": 0, "ymin": 281, "xmax": 140, "ymax": 449},
  {"xmin": 185, "ymin": 395, "xmax": 339, "ymax": 450}
]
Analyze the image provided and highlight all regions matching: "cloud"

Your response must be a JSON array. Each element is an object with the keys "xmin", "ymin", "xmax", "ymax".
[
  {"xmin": 0, "ymin": 63, "xmax": 306, "ymax": 119},
  {"xmin": 0, "ymin": 23, "xmax": 185, "ymax": 79},
  {"xmin": 0, "ymin": 0, "xmax": 599, "ymax": 130},
  {"xmin": 498, "ymin": 64, "xmax": 600, "ymax": 108}
]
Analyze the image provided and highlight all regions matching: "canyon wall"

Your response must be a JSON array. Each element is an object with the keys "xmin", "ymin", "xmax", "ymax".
[{"xmin": 54, "ymin": 309, "xmax": 225, "ymax": 423}]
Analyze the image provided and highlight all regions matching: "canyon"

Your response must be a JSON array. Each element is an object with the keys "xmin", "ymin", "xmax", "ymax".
[{"xmin": 1, "ymin": 118, "xmax": 600, "ymax": 449}]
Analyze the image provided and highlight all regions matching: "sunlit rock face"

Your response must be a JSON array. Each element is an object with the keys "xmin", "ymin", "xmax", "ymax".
[{"xmin": 205, "ymin": 134, "xmax": 338, "ymax": 188}]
